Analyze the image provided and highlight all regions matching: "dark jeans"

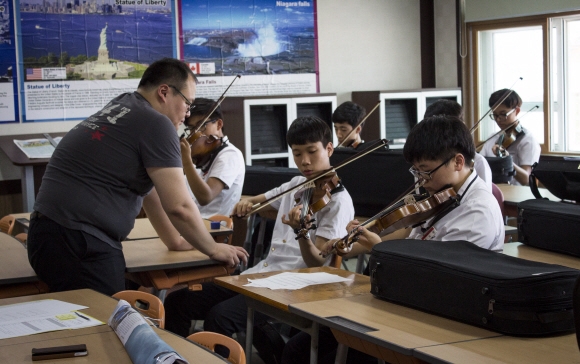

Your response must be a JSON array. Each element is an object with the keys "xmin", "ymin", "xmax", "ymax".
[
  {"xmin": 27, "ymin": 214, "xmax": 126, "ymax": 296},
  {"xmin": 165, "ymin": 282, "xmax": 270, "ymax": 338},
  {"xmin": 281, "ymin": 327, "xmax": 377, "ymax": 364}
]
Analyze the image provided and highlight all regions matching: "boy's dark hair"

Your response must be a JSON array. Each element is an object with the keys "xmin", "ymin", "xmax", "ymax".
[
  {"xmin": 138, "ymin": 58, "xmax": 197, "ymax": 92},
  {"xmin": 489, "ymin": 89, "xmax": 522, "ymax": 109},
  {"xmin": 287, "ymin": 116, "xmax": 332, "ymax": 147},
  {"xmin": 403, "ymin": 115, "xmax": 475, "ymax": 164},
  {"xmin": 332, "ymin": 102, "xmax": 366, "ymax": 128},
  {"xmin": 424, "ymin": 99, "xmax": 463, "ymax": 120},
  {"xmin": 185, "ymin": 98, "xmax": 223, "ymax": 127}
]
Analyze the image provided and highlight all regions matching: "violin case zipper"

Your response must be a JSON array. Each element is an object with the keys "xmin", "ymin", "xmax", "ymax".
[{"xmin": 369, "ymin": 239, "xmax": 579, "ymax": 336}]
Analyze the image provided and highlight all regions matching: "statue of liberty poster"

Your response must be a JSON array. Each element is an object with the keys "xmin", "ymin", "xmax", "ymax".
[{"xmin": 18, "ymin": 0, "xmax": 176, "ymax": 122}]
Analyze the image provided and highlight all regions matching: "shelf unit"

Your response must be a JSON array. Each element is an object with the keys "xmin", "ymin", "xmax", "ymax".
[
  {"xmin": 221, "ymin": 94, "xmax": 337, "ymax": 167},
  {"xmin": 353, "ymin": 88, "xmax": 462, "ymax": 149}
]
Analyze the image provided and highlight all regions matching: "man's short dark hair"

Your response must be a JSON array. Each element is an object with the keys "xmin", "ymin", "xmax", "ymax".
[
  {"xmin": 185, "ymin": 98, "xmax": 223, "ymax": 125},
  {"xmin": 424, "ymin": 99, "xmax": 463, "ymax": 120},
  {"xmin": 138, "ymin": 58, "xmax": 197, "ymax": 92},
  {"xmin": 489, "ymin": 89, "xmax": 522, "ymax": 109},
  {"xmin": 287, "ymin": 116, "xmax": 332, "ymax": 147},
  {"xmin": 403, "ymin": 115, "xmax": 475, "ymax": 164},
  {"xmin": 332, "ymin": 102, "xmax": 366, "ymax": 128}
]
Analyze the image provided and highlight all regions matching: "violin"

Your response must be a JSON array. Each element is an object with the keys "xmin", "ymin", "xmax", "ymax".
[
  {"xmin": 329, "ymin": 186, "xmax": 458, "ymax": 256},
  {"xmin": 293, "ymin": 173, "xmax": 341, "ymax": 238},
  {"xmin": 182, "ymin": 75, "xmax": 241, "ymax": 163},
  {"xmin": 336, "ymin": 101, "xmax": 381, "ymax": 148},
  {"xmin": 494, "ymin": 122, "xmax": 522, "ymax": 157}
]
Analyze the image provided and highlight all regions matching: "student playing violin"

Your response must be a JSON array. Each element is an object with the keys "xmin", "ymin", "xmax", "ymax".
[
  {"xmin": 424, "ymin": 99, "xmax": 493, "ymax": 192},
  {"xmin": 165, "ymin": 116, "xmax": 354, "ymax": 347},
  {"xmin": 180, "ymin": 98, "xmax": 245, "ymax": 218},
  {"xmin": 479, "ymin": 89, "xmax": 541, "ymax": 186},
  {"xmin": 332, "ymin": 101, "xmax": 366, "ymax": 149},
  {"xmin": 281, "ymin": 116, "xmax": 505, "ymax": 364}
]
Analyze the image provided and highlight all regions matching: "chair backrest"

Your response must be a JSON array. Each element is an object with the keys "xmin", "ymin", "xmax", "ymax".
[
  {"xmin": 491, "ymin": 183, "xmax": 506, "ymax": 219},
  {"xmin": 112, "ymin": 290, "xmax": 165, "ymax": 329},
  {"xmin": 0, "ymin": 215, "xmax": 15, "ymax": 235},
  {"xmin": 186, "ymin": 332, "xmax": 246, "ymax": 364},
  {"xmin": 14, "ymin": 233, "xmax": 27, "ymax": 247},
  {"xmin": 329, "ymin": 254, "xmax": 342, "ymax": 269},
  {"xmin": 208, "ymin": 214, "xmax": 234, "ymax": 245}
]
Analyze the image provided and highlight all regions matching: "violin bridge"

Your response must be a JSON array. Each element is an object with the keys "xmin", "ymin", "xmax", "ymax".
[{"xmin": 403, "ymin": 195, "xmax": 417, "ymax": 205}]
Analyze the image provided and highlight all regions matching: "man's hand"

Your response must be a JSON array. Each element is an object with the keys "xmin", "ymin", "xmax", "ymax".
[{"xmin": 209, "ymin": 244, "xmax": 249, "ymax": 268}]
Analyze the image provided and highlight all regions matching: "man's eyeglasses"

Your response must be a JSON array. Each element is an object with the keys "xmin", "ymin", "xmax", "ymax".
[
  {"xmin": 489, "ymin": 108, "xmax": 516, "ymax": 121},
  {"xmin": 409, "ymin": 155, "xmax": 454, "ymax": 181},
  {"xmin": 168, "ymin": 85, "xmax": 195, "ymax": 113}
]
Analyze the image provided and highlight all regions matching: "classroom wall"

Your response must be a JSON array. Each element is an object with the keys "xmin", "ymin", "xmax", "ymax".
[
  {"xmin": 317, "ymin": 0, "xmax": 421, "ymax": 104},
  {"xmin": 465, "ymin": 0, "xmax": 580, "ymax": 22},
  {"xmin": 434, "ymin": 0, "xmax": 458, "ymax": 88}
]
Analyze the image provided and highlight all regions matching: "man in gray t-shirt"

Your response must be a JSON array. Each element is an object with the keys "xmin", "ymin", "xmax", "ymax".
[{"xmin": 27, "ymin": 58, "xmax": 247, "ymax": 295}]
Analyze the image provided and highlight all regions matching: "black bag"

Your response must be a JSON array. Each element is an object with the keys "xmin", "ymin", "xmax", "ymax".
[
  {"xmin": 243, "ymin": 166, "xmax": 300, "ymax": 196},
  {"xmin": 529, "ymin": 159, "xmax": 580, "ymax": 202},
  {"xmin": 485, "ymin": 156, "xmax": 516, "ymax": 184},
  {"xmin": 369, "ymin": 239, "xmax": 579, "ymax": 336},
  {"xmin": 518, "ymin": 199, "xmax": 580, "ymax": 257}
]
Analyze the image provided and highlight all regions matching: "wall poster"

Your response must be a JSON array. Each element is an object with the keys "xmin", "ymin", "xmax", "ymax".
[
  {"xmin": 180, "ymin": 0, "xmax": 318, "ymax": 98},
  {"xmin": 17, "ymin": 0, "xmax": 177, "ymax": 122},
  {"xmin": 0, "ymin": 0, "xmax": 17, "ymax": 123}
]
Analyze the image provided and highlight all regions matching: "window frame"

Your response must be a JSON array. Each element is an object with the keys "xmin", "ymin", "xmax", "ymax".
[{"xmin": 462, "ymin": 10, "xmax": 580, "ymax": 156}]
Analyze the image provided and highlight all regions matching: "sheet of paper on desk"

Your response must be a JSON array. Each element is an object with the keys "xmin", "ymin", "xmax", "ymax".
[
  {"xmin": 0, "ymin": 299, "xmax": 103, "ymax": 339},
  {"xmin": 245, "ymin": 272, "xmax": 352, "ymax": 290},
  {"xmin": 13, "ymin": 137, "xmax": 62, "ymax": 159}
]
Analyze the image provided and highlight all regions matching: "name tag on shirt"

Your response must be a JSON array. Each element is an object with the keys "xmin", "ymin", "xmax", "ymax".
[{"xmin": 421, "ymin": 227, "xmax": 437, "ymax": 241}]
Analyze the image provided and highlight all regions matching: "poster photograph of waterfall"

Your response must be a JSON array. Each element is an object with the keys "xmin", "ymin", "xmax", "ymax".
[{"xmin": 181, "ymin": 0, "xmax": 318, "ymax": 97}]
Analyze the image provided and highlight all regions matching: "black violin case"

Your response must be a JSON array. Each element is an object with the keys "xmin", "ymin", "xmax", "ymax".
[
  {"xmin": 369, "ymin": 239, "xmax": 579, "ymax": 336},
  {"xmin": 517, "ymin": 199, "xmax": 580, "ymax": 257},
  {"xmin": 485, "ymin": 155, "xmax": 515, "ymax": 184}
]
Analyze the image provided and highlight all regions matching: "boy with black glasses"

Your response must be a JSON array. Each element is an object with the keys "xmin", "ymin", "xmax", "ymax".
[{"xmin": 479, "ymin": 89, "xmax": 541, "ymax": 186}]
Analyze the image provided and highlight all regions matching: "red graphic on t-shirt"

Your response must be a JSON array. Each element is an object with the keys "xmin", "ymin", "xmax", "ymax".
[{"xmin": 91, "ymin": 130, "xmax": 104, "ymax": 141}]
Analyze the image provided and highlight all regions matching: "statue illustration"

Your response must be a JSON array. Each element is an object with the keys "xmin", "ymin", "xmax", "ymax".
[{"xmin": 99, "ymin": 24, "xmax": 108, "ymax": 50}]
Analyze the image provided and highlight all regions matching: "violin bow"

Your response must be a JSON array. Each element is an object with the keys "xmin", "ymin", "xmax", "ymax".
[
  {"xmin": 243, "ymin": 139, "xmax": 389, "ymax": 217},
  {"xmin": 469, "ymin": 77, "xmax": 523, "ymax": 135},
  {"xmin": 192, "ymin": 75, "xmax": 241, "ymax": 134},
  {"xmin": 336, "ymin": 101, "xmax": 381, "ymax": 148},
  {"xmin": 475, "ymin": 105, "xmax": 539, "ymax": 152}
]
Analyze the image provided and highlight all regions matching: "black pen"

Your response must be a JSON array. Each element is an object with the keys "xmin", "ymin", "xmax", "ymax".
[{"xmin": 75, "ymin": 312, "xmax": 90, "ymax": 321}]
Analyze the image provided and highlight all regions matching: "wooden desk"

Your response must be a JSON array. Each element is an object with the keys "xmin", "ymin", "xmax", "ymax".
[
  {"xmin": 0, "ymin": 133, "xmax": 66, "ymax": 212},
  {"xmin": 290, "ymin": 294, "xmax": 500, "ymax": 364},
  {"xmin": 0, "ymin": 233, "xmax": 47, "ymax": 299},
  {"xmin": 497, "ymin": 184, "xmax": 559, "ymax": 217},
  {"xmin": 126, "ymin": 218, "xmax": 232, "ymax": 240},
  {"xmin": 503, "ymin": 242, "xmax": 580, "ymax": 270},
  {"xmin": 215, "ymin": 266, "xmax": 371, "ymax": 364},
  {"xmin": 0, "ymin": 289, "xmax": 226, "ymax": 363},
  {"xmin": 414, "ymin": 332, "xmax": 579, "ymax": 364},
  {"xmin": 123, "ymin": 238, "xmax": 233, "ymax": 293}
]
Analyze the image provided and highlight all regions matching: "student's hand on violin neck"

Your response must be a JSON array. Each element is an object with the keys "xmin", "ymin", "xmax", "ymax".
[
  {"xmin": 281, "ymin": 204, "xmax": 310, "ymax": 230},
  {"xmin": 492, "ymin": 144, "xmax": 509, "ymax": 157}
]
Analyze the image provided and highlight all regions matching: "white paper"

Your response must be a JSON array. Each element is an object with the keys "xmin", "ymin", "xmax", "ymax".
[
  {"xmin": 244, "ymin": 272, "xmax": 352, "ymax": 290},
  {"xmin": 0, "ymin": 299, "xmax": 103, "ymax": 339}
]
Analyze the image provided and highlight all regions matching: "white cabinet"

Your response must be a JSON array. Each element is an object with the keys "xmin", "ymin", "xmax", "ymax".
[
  {"xmin": 353, "ymin": 88, "xmax": 462, "ymax": 149},
  {"xmin": 222, "ymin": 94, "xmax": 337, "ymax": 167}
]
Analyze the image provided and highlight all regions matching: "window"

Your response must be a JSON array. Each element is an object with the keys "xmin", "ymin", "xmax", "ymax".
[
  {"xmin": 466, "ymin": 11, "xmax": 580, "ymax": 155},
  {"xmin": 551, "ymin": 16, "xmax": 580, "ymax": 152}
]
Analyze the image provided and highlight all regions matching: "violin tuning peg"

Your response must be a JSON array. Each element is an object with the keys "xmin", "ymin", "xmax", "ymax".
[{"xmin": 310, "ymin": 224, "xmax": 317, "ymax": 230}]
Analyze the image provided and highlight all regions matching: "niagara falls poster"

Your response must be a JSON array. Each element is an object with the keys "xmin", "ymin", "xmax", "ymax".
[{"xmin": 180, "ymin": 0, "xmax": 318, "ymax": 98}]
